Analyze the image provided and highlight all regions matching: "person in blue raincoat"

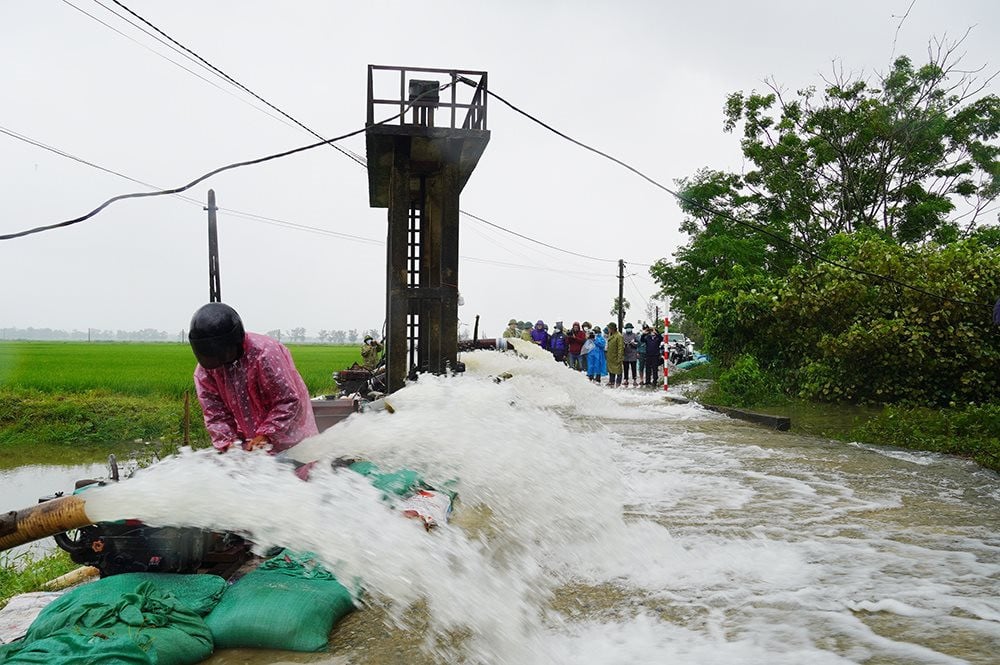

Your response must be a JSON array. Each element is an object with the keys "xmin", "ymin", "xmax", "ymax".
[{"xmin": 586, "ymin": 328, "xmax": 607, "ymax": 384}]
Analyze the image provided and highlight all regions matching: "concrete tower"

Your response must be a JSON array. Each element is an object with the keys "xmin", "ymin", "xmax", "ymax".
[{"xmin": 365, "ymin": 65, "xmax": 490, "ymax": 393}]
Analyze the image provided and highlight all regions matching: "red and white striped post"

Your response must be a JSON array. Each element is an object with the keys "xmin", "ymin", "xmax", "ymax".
[{"xmin": 662, "ymin": 317, "xmax": 670, "ymax": 391}]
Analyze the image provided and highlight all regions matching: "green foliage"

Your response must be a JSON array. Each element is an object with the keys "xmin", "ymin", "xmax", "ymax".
[
  {"xmin": 652, "ymin": 42, "xmax": 1000, "ymax": 409},
  {"xmin": 692, "ymin": 235, "xmax": 1000, "ymax": 406},
  {"xmin": 0, "ymin": 550, "xmax": 78, "ymax": 610},
  {"xmin": 610, "ymin": 296, "xmax": 631, "ymax": 320},
  {"xmin": 854, "ymin": 403, "xmax": 1000, "ymax": 471},
  {"xmin": 714, "ymin": 354, "xmax": 784, "ymax": 407}
]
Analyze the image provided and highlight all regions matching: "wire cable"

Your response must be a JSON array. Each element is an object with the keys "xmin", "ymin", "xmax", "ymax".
[
  {"xmin": 106, "ymin": 0, "xmax": 367, "ymax": 168},
  {"xmin": 1, "ymin": 115, "xmax": 607, "ymax": 281},
  {"xmin": 76, "ymin": 2, "xmax": 646, "ymax": 267},
  {"xmin": 459, "ymin": 209, "xmax": 617, "ymax": 263},
  {"xmin": 0, "ymin": 82, "xmax": 452, "ymax": 241},
  {"xmin": 469, "ymin": 81, "xmax": 993, "ymax": 309},
  {"xmin": 60, "ymin": 0, "xmax": 300, "ymax": 133}
]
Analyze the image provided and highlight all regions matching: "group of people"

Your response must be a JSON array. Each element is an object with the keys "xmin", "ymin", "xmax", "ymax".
[
  {"xmin": 186, "ymin": 301, "xmax": 674, "ymax": 459},
  {"xmin": 503, "ymin": 319, "xmax": 666, "ymax": 387}
]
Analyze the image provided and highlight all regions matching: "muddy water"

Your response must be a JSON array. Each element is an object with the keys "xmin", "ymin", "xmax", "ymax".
[
  {"xmin": 0, "ymin": 462, "xmax": 107, "ymax": 560},
  {"xmin": 8, "ymin": 343, "xmax": 1000, "ymax": 663}
]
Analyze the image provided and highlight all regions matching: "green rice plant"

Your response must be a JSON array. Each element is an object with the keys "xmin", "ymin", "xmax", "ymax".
[
  {"xmin": 0, "ymin": 342, "xmax": 361, "ymax": 397},
  {"xmin": 0, "ymin": 342, "xmax": 364, "ymax": 451}
]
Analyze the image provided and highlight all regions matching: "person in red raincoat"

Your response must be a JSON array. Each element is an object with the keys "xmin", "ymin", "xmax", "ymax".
[
  {"xmin": 565, "ymin": 321, "xmax": 587, "ymax": 371},
  {"xmin": 189, "ymin": 303, "xmax": 318, "ymax": 454}
]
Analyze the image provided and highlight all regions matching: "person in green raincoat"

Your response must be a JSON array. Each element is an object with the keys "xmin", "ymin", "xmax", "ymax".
[
  {"xmin": 361, "ymin": 335, "xmax": 383, "ymax": 370},
  {"xmin": 605, "ymin": 322, "xmax": 624, "ymax": 387},
  {"xmin": 502, "ymin": 319, "xmax": 519, "ymax": 338}
]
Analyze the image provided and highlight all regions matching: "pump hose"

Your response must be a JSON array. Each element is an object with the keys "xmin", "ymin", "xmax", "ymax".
[{"xmin": 0, "ymin": 495, "xmax": 93, "ymax": 552}]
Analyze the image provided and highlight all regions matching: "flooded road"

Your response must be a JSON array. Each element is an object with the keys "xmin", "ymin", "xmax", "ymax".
[{"xmin": 8, "ymin": 345, "xmax": 999, "ymax": 663}]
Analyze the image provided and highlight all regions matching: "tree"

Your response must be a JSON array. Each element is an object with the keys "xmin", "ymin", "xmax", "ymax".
[
  {"xmin": 266, "ymin": 329, "xmax": 281, "ymax": 340},
  {"xmin": 654, "ymin": 40, "xmax": 1000, "ymax": 319},
  {"xmin": 347, "ymin": 329, "xmax": 359, "ymax": 344},
  {"xmin": 317, "ymin": 329, "xmax": 330, "ymax": 343},
  {"xmin": 610, "ymin": 296, "xmax": 631, "ymax": 321},
  {"xmin": 331, "ymin": 330, "xmax": 347, "ymax": 344}
]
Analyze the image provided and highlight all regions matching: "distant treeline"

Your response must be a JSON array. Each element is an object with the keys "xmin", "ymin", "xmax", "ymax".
[
  {"xmin": 0, "ymin": 327, "xmax": 383, "ymax": 344},
  {"xmin": 0, "ymin": 327, "xmax": 177, "ymax": 342}
]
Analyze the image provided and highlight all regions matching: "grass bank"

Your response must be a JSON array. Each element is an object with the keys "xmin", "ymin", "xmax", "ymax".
[
  {"xmin": 0, "ymin": 342, "xmax": 362, "ymax": 451},
  {"xmin": 670, "ymin": 364, "xmax": 1000, "ymax": 473},
  {"xmin": 0, "ymin": 550, "xmax": 77, "ymax": 610}
]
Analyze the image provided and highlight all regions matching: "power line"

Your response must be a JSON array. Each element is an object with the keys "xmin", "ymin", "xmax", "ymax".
[
  {"xmin": 13, "ymin": 75, "xmax": 983, "ymax": 311},
  {"xmin": 627, "ymin": 272, "xmax": 651, "ymax": 310},
  {"xmin": 102, "ymin": 2, "xmax": 644, "ymax": 265},
  {"xmin": 60, "ymin": 0, "xmax": 300, "ymax": 133},
  {"xmin": 219, "ymin": 208, "xmax": 608, "ymax": 279},
  {"xmin": 106, "ymin": 0, "xmax": 367, "ymax": 168},
  {"xmin": 459, "ymin": 209, "xmax": 617, "ymax": 264},
  {"xmin": 0, "ymin": 123, "xmax": 621, "ymax": 282},
  {"xmin": 0, "ymin": 77, "xmax": 456, "ymax": 241},
  {"xmin": 0, "ymin": 123, "xmax": 608, "ymax": 281},
  {"xmin": 471, "ymin": 81, "xmax": 993, "ymax": 310},
  {"xmin": 80, "ymin": 1, "xmax": 647, "ymax": 267},
  {"xmin": 0, "ymin": 131, "xmax": 354, "ymax": 240}
]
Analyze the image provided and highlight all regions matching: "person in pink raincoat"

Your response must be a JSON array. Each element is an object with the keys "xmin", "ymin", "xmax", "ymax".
[{"xmin": 188, "ymin": 303, "xmax": 318, "ymax": 454}]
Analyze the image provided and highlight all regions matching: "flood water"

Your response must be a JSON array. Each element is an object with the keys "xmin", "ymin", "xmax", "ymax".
[{"xmin": 8, "ymin": 343, "xmax": 1000, "ymax": 663}]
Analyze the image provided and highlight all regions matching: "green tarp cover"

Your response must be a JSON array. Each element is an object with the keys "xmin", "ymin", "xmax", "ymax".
[
  {"xmin": 204, "ymin": 550, "xmax": 355, "ymax": 652},
  {"xmin": 348, "ymin": 461, "xmax": 457, "ymax": 501},
  {"xmin": 348, "ymin": 461, "xmax": 426, "ymax": 497},
  {"xmin": 4, "ymin": 580, "xmax": 213, "ymax": 665}
]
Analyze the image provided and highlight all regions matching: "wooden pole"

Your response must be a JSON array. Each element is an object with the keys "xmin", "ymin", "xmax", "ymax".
[
  {"xmin": 617, "ymin": 259, "xmax": 625, "ymax": 332},
  {"xmin": 183, "ymin": 390, "xmax": 191, "ymax": 447},
  {"xmin": 206, "ymin": 189, "xmax": 221, "ymax": 303},
  {"xmin": 663, "ymin": 317, "xmax": 670, "ymax": 392}
]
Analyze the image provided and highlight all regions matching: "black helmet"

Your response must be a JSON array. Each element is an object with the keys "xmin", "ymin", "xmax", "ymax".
[{"xmin": 189, "ymin": 303, "xmax": 245, "ymax": 367}]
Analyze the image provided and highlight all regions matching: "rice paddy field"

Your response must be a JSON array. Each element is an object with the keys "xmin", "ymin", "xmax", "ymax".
[
  {"xmin": 0, "ymin": 341, "xmax": 360, "ymax": 397},
  {"xmin": 0, "ymin": 342, "xmax": 362, "ymax": 459}
]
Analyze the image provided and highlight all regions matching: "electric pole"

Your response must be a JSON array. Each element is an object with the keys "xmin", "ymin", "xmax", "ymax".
[
  {"xmin": 617, "ymin": 259, "xmax": 625, "ymax": 331},
  {"xmin": 206, "ymin": 189, "xmax": 221, "ymax": 303}
]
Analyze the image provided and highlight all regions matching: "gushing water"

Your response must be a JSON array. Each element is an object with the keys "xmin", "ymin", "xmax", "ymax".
[{"xmin": 77, "ymin": 346, "xmax": 1000, "ymax": 664}]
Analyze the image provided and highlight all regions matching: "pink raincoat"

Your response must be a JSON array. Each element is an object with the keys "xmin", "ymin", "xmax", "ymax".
[{"xmin": 194, "ymin": 332, "xmax": 318, "ymax": 453}]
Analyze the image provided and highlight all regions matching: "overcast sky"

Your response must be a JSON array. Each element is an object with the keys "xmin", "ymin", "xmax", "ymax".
[{"xmin": 1, "ymin": 0, "xmax": 997, "ymax": 338}]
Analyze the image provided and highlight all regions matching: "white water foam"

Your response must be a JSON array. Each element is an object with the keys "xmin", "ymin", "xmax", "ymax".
[{"xmin": 74, "ymin": 348, "xmax": 1000, "ymax": 663}]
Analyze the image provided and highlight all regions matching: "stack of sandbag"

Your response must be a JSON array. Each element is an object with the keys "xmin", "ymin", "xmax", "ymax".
[{"xmin": 0, "ymin": 573, "xmax": 225, "ymax": 664}]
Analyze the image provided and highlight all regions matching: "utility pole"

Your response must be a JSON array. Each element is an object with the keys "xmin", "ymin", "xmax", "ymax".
[
  {"xmin": 617, "ymin": 259, "xmax": 625, "ymax": 331},
  {"xmin": 206, "ymin": 189, "xmax": 221, "ymax": 303}
]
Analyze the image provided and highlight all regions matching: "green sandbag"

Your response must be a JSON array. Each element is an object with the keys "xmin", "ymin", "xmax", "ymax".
[
  {"xmin": 1, "ymin": 631, "xmax": 153, "ymax": 664},
  {"xmin": 28, "ymin": 573, "xmax": 226, "ymax": 642},
  {"xmin": 205, "ymin": 551, "xmax": 355, "ymax": 652},
  {"xmin": 15, "ymin": 581, "xmax": 212, "ymax": 665}
]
